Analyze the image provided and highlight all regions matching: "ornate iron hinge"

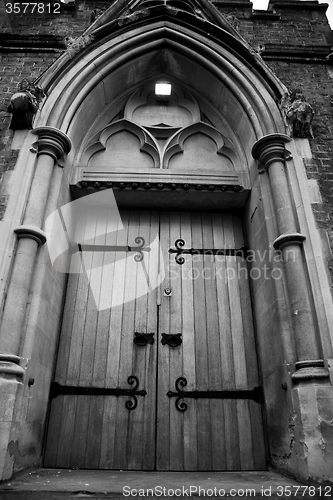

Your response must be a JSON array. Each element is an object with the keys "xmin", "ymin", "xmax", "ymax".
[
  {"xmin": 50, "ymin": 375, "xmax": 146, "ymax": 411},
  {"xmin": 167, "ymin": 377, "xmax": 264, "ymax": 412},
  {"xmin": 69, "ymin": 236, "xmax": 151, "ymax": 262},
  {"xmin": 169, "ymin": 239, "xmax": 248, "ymax": 265}
]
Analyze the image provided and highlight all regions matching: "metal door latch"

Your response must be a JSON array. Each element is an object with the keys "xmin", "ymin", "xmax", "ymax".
[
  {"xmin": 133, "ymin": 332, "xmax": 155, "ymax": 346},
  {"xmin": 161, "ymin": 333, "xmax": 182, "ymax": 347}
]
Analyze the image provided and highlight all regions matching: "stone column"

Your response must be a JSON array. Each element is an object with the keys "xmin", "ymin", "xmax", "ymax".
[
  {"xmin": 0, "ymin": 128, "xmax": 70, "ymax": 382},
  {"xmin": 0, "ymin": 126, "xmax": 70, "ymax": 479},
  {"xmin": 252, "ymin": 133, "xmax": 328, "ymax": 382}
]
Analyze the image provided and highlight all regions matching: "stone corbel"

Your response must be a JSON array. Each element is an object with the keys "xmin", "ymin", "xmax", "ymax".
[
  {"xmin": 7, "ymin": 79, "xmax": 45, "ymax": 130},
  {"xmin": 282, "ymin": 89, "xmax": 315, "ymax": 139}
]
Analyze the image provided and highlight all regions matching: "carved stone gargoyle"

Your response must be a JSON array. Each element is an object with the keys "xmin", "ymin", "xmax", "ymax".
[
  {"xmin": 285, "ymin": 90, "xmax": 314, "ymax": 138},
  {"xmin": 7, "ymin": 79, "xmax": 45, "ymax": 130}
]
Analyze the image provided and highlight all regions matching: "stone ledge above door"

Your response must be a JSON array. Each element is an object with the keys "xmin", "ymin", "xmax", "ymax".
[{"xmin": 70, "ymin": 169, "xmax": 250, "ymax": 210}]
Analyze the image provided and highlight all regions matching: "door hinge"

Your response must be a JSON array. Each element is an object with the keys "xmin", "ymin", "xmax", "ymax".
[
  {"xmin": 167, "ymin": 377, "xmax": 264, "ymax": 411},
  {"xmin": 50, "ymin": 375, "xmax": 146, "ymax": 411}
]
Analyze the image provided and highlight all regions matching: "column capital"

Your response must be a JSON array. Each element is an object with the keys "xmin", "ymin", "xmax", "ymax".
[
  {"xmin": 273, "ymin": 232, "xmax": 306, "ymax": 251},
  {"xmin": 252, "ymin": 133, "xmax": 291, "ymax": 169},
  {"xmin": 32, "ymin": 126, "xmax": 71, "ymax": 163}
]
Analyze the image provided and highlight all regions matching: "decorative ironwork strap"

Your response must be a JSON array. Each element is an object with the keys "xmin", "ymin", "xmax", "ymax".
[
  {"xmin": 169, "ymin": 239, "xmax": 248, "ymax": 265},
  {"xmin": 69, "ymin": 236, "xmax": 151, "ymax": 262},
  {"xmin": 167, "ymin": 377, "xmax": 264, "ymax": 412},
  {"xmin": 50, "ymin": 375, "xmax": 146, "ymax": 411}
]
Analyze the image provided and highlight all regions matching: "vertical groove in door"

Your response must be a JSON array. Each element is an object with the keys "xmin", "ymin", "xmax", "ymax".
[{"xmin": 153, "ymin": 211, "xmax": 162, "ymax": 470}]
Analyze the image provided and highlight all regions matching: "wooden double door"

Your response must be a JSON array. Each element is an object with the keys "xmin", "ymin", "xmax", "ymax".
[{"xmin": 44, "ymin": 210, "xmax": 266, "ymax": 470}]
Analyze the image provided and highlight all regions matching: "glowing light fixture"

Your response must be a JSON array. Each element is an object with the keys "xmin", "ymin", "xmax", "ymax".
[{"xmin": 155, "ymin": 82, "xmax": 172, "ymax": 96}]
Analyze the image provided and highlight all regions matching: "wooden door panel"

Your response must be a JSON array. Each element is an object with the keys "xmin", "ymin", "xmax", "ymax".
[
  {"xmin": 44, "ymin": 209, "xmax": 158, "ymax": 469},
  {"xmin": 45, "ymin": 209, "xmax": 266, "ymax": 471},
  {"xmin": 156, "ymin": 211, "xmax": 266, "ymax": 471}
]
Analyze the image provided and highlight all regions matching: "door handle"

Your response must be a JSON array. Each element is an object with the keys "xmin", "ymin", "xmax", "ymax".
[
  {"xmin": 133, "ymin": 332, "xmax": 155, "ymax": 346},
  {"xmin": 161, "ymin": 333, "xmax": 182, "ymax": 347}
]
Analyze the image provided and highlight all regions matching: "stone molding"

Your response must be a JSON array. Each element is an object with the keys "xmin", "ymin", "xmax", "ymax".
[
  {"xmin": 273, "ymin": 232, "xmax": 306, "ymax": 250},
  {"xmin": 32, "ymin": 126, "xmax": 72, "ymax": 163},
  {"xmin": 252, "ymin": 133, "xmax": 291, "ymax": 168},
  {"xmin": 0, "ymin": 354, "xmax": 25, "ymax": 378},
  {"xmin": 292, "ymin": 360, "xmax": 329, "ymax": 382},
  {"xmin": 14, "ymin": 225, "xmax": 47, "ymax": 246}
]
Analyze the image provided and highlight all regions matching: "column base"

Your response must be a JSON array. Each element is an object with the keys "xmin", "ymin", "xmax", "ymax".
[
  {"xmin": 289, "ymin": 382, "xmax": 333, "ymax": 483},
  {"xmin": 291, "ymin": 360, "xmax": 330, "ymax": 383},
  {"xmin": 0, "ymin": 355, "xmax": 25, "ymax": 480}
]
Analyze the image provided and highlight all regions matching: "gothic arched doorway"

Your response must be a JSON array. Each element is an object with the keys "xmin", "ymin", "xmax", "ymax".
[{"xmin": 43, "ymin": 82, "xmax": 266, "ymax": 470}]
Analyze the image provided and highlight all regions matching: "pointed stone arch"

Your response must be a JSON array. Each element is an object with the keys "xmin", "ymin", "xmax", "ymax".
[
  {"xmin": 80, "ymin": 119, "xmax": 160, "ymax": 169},
  {"xmin": 162, "ymin": 121, "xmax": 238, "ymax": 170}
]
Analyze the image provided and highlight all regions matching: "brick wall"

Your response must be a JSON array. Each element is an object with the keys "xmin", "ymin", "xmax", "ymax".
[
  {"xmin": 0, "ymin": 52, "xmax": 58, "ymax": 218},
  {"xmin": 214, "ymin": 0, "xmax": 333, "ymax": 277},
  {"xmin": 0, "ymin": 0, "xmax": 105, "ymax": 219}
]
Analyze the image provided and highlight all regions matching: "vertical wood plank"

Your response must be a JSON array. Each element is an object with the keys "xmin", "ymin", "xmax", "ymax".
[
  {"xmin": 113, "ymin": 210, "xmax": 140, "ymax": 469},
  {"xmin": 180, "ymin": 211, "xmax": 198, "ymax": 471},
  {"xmin": 99, "ymin": 211, "xmax": 124, "ymax": 468},
  {"xmin": 249, "ymin": 401, "xmax": 267, "ymax": 469},
  {"xmin": 168, "ymin": 211, "xmax": 184, "ymax": 471},
  {"xmin": 214, "ymin": 213, "xmax": 239, "ymax": 470},
  {"xmin": 65, "ymin": 208, "xmax": 97, "ymax": 467},
  {"xmin": 84, "ymin": 207, "xmax": 109, "ymax": 468},
  {"xmin": 72, "ymin": 395, "xmax": 90, "ymax": 468},
  {"xmin": 191, "ymin": 212, "xmax": 211, "ymax": 471},
  {"xmin": 237, "ymin": 399, "xmax": 254, "ymax": 469},
  {"xmin": 128, "ymin": 210, "xmax": 150, "ymax": 469},
  {"xmin": 142, "ymin": 211, "xmax": 159, "ymax": 470},
  {"xmin": 202, "ymin": 213, "xmax": 224, "ymax": 471}
]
